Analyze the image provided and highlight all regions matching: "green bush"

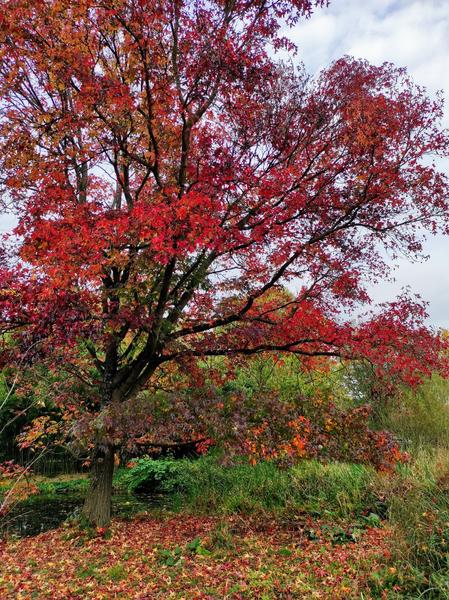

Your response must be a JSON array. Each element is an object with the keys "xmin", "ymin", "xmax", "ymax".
[{"xmin": 117, "ymin": 457, "xmax": 184, "ymax": 494}]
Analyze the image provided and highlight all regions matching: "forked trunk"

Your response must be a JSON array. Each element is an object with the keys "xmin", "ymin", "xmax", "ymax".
[{"xmin": 82, "ymin": 443, "xmax": 115, "ymax": 527}]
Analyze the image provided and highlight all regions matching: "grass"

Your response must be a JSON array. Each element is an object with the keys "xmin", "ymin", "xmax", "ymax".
[
  {"xmin": 34, "ymin": 474, "xmax": 89, "ymax": 495},
  {"xmin": 119, "ymin": 454, "xmax": 377, "ymax": 520},
  {"xmin": 0, "ymin": 472, "xmax": 88, "ymax": 496}
]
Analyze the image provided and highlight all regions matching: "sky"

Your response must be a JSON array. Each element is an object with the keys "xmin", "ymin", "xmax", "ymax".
[{"xmin": 289, "ymin": 0, "xmax": 449, "ymax": 328}]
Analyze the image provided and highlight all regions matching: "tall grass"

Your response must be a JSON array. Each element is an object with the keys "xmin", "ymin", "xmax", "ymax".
[
  {"xmin": 120, "ymin": 455, "xmax": 376, "ymax": 519},
  {"xmin": 372, "ymin": 374, "xmax": 449, "ymax": 451},
  {"xmin": 366, "ymin": 446, "xmax": 449, "ymax": 597},
  {"xmin": 290, "ymin": 460, "xmax": 375, "ymax": 517}
]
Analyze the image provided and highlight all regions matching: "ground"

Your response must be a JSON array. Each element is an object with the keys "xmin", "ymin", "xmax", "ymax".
[{"xmin": 0, "ymin": 513, "xmax": 393, "ymax": 599}]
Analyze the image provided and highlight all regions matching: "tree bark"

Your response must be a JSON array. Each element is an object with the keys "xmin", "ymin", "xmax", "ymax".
[{"xmin": 82, "ymin": 443, "xmax": 115, "ymax": 527}]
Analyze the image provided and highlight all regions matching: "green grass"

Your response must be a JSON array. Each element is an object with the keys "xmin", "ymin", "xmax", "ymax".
[
  {"xmin": 289, "ymin": 460, "xmax": 375, "ymax": 517},
  {"xmin": 35, "ymin": 476, "xmax": 89, "ymax": 495},
  {"xmin": 0, "ymin": 473, "xmax": 88, "ymax": 498},
  {"xmin": 368, "ymin": 447, "xmax": 449, "ymax": 598},
  {"xmin": 120, "ymin": 455, "xmax": 377, "ymax": 519},
  {"xmin": 374, "ymin": 374, "xmax": 449, "ymax": 452}
]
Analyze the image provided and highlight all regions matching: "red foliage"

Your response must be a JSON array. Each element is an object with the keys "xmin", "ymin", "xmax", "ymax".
[
  {"xmin": 244, "ymin": 396, "xmax": 407, "ymax": 470},
  {"xmin": 0, "ymin": 1, "xmax": 448, "ymax": 450},
  {"xmin": 0, "ymin": 460, "xmax": 29, "ymax": 479},
  {"xmin": 0, "ymin": 461, "xmax": 38, "ymax": 514}
]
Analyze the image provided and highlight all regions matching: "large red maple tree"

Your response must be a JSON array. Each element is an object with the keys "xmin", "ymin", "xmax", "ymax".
[{"xmin": 1, "ymin": 0, "xmax": 448, "ymax": 525}]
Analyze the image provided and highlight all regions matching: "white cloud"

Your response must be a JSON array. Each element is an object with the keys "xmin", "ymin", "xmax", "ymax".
[
  {"xmin": 292, "ymin": 0, "xmax": 449, "ymax": 107},
  {"xmin": 0, "ymin": 213, "xmax": 17, "ymax": 233},
  {"xmin": 289, "ymin": 0, "xmax": 449, "ymax": 328}
]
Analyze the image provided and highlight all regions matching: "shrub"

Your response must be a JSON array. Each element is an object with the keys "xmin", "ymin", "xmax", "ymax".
[
  {"xmin": 244, "ymin": 398, "xmax": 406, "ymax": 470},
  {"xmin": 118, "ymin": 457, "xmax": 184, "ymax": 494}
]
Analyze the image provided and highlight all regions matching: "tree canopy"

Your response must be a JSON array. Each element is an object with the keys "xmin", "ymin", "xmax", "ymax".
[{"xmin": 1, "ymin": 0, "xmax": 448, "ymax": 524}]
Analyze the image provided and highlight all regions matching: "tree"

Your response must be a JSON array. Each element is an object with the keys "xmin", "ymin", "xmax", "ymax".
[{"xmin": 0, "ymin": 0, "xmax": 448, "ymax": 525}]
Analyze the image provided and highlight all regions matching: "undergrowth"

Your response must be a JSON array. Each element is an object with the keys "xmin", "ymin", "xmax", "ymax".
[
  {"xmin": 119, "ymin": 447, "xmax": 449, "ymax": 597},
  {"xmin": 118, "ymin": 454, "xmax": 377, "ymax": 519}
]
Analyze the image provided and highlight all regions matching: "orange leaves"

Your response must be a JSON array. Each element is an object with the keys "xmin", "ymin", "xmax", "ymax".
[
  {"xmin": 0, "ymin": 461, "xmax": 39, "ymax": 514},
  {"xmin": 17, "ymin": 416, "xmax": 62, "ymax": 450},
  {"xmin": 244, "ymin": 396, "xmax": 406, "ymax": 470},
  {"xmin": 290, "ymin": 434, "xmax": 307, "ymax": 456}
]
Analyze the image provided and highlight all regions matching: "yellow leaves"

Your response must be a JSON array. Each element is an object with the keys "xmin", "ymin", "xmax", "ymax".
[
  {"xmin": 324, "ymin": 417, "xmax": 335, "ymax": 432},
  {"xmin": 388, "ymin": 567, "xmax": 397, "ymax": 574}
]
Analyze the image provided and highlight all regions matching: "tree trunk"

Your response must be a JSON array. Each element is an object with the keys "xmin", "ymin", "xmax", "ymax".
[{"xmin": 82, "ymin": 443, "xmax": 115, "ymax": 527}]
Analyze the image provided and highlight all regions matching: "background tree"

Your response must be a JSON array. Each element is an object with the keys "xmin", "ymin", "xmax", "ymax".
[{"xmin": 0, "ymin": 0, "xmax": 448, "ymax": 525}]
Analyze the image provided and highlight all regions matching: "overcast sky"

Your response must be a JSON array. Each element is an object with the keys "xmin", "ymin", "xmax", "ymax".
[{"xmin": 290, "ymin": 0, "xmax": 449, "ymax": 328}]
